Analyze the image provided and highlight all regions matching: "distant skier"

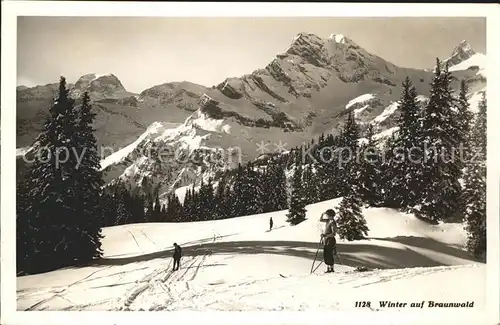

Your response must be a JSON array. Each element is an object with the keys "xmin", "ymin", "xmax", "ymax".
[
  {"xmin": 269, "ymin": 217, "xmax": 273, "ymax": 231},
  {"xmin": 320, "ymin": 209, "xmax": 337, "ymax": 273},
  {"xmin": 172, "ymin": 243, "xmax": 182, "ymax": 271}
]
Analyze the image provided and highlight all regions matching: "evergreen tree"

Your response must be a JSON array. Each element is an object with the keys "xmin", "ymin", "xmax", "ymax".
[
  {"xmin": 71, "ymin": 91, "xmax": 105, "ymax": 260},
  {"xmin": 379, "ymin": 132, "xmax": 402, "ymax": 208},
  {"xmin": 133, "ymin": 195, "xmax": 146, "ymax": 223},
  {"xmin": 272, "ymin": 161, "xmax": 289, "ymax": 210},
  {"xmin": 184, "ymin": 188, "xmax": 193, "ymax": 221},
  {"xmin": 261, "ymin": 165, "xmax": 275, "ymax": 213},
  {"xmin": 419, "ymin": 59, "xmax": 463, "ymax": 222},
  {"xmin": 153, "ymin": 194, "xmax": 162, "ymax": 222},
  {"xmin": 17, "ymin": 77, "xmax": 104, "ymax": 273},
  {"xmin": 455, "ymin": 80, "xmax": 474, "ymax": 165},
  {"xmin": 115, "ymin": 183, "xmax": 133, "ymax": 225},
  {"xmin": 336, "ymin": 189, "xmax": 369, "ymax": 241},
  {"xmin": 302, "ymin": 163, "xmax": 320, "ymax": 205},
  {"xmin": 244, "ymin": 162, "xmax": 264, "ymax": 215},
  {"xmin": 338, "ymin": 111, "xmax": 361, "ymax": 196},
  {"xmin": 358, "ymin": 124, "xmax": 383, "ymax": 206},
  {"xmin": 16, "ymin": 177, "xmax": 34, "ymax": 273},
  {"xmin": 392, "ymin": 77, "xmax": 424, "ymax": 209},
  {"xmin": 165, "ymin": 194, "xmax": 173, "ymax": 222},
  {"xmin": 145, "ymin": 195, "xmax": 154, "ymax": 223},
  {"xmin": 286, "ymin": 160, "xmax": 306, "ymax": 225},
  {"xmin": 116, "ymin": 194, "xmax": 130, "ymax": 226},
  {"xmin": 463, "ymin": 94, "xmax": 486, "ymax": 260},
  {"xmin": 214, "ymin": 176, "xmax": 228, "ymax": 219},
  {"xmin": 262, "ymin": 160, "xmax": 288, "ymax": 212},
  {"xmin": 101, "ymin": 187, "xmax": 118, "ymax": 227},
  {"xmin": 161, "ymin": 204, "xmax": 168, "ymax": 221},
  {"xmin": 316, "ymin": 133, "xmax": 341, "ymax": 201},
  {"xmin": 232, "ymin": 163, "xmax": 262, "ymax": 216},
  {"xmin": 166, "ymin": 192, "xmax": 183, "ymax": 222},
  {"xmin": 205, "ymin": 178, "xmax": 215, "ymax": 218},
  {"xmin": 224, "ymin": 182, "xmax": 234, "ymax": 218}
]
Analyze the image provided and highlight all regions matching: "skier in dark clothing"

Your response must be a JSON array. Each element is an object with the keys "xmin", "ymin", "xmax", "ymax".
[
  {"xmin": 320, "ymin": 209, "xmax": 337, "ymax": 273},
  {"xmin": 269, "ymin": 217, "xmax": 273, "ymax": 231},
  {"xmin": 172, "ymin": 243, "xmax": 182, "ymax": 271}
]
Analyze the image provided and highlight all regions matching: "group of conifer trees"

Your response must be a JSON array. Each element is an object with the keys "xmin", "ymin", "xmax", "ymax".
[
  {"xmin": 17, "ymin": 78, "xmax": 104, "ymax": 274},
  {"xmin": 16, "ymin": 59, "xmax": 487, "ymax": 274},
  {"xmin": 284, "ymin": 58, "xmax": 486, "ymax": 257}
]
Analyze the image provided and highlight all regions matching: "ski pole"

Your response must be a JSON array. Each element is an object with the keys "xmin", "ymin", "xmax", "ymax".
[
  {"xmin": 312, "ymin": 260, "xmax": 323, "ymax": 274},
  {"xmin": 336, "ymin": 251, "xmax": 343, "ymax": 265},
  {"xmin": 310, "ymin": 238, "xmax": 322, "ymax": 274}
]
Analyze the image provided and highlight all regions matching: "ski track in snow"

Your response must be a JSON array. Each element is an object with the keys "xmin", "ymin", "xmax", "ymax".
[
  {"xmin": 17, "ymin": 199, "xmax": 484, "ymax": 313},
  {"xmin": 111, "ymin": 234, "xmax": 217, "ymax": 311}
]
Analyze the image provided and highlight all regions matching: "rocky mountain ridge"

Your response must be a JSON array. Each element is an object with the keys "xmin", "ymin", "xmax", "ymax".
[{"xmin": 16, "ymin": 33, "xmax": 486, "ymax": 198}]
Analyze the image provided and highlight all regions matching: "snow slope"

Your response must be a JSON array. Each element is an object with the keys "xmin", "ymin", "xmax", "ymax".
[
  {"xmin": 373, "ymin": 102, "xmax": 399, "ymax": 124},
  {"xmin": 345, "ymin": 93, "xmax": 374, "ymax": 110},
  {"xmin": 99, "ymin": 122, "xmax": 165, "ymax": 170},
  {"xmin": 449, "ymin": 53, "xmax": 486, "ymax": 77},
  {"xmin": 17, "ymin": 198, "xmax": 483, "ymax": 314}
]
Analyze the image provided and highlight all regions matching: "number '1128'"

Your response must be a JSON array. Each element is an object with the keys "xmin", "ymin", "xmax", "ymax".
[{"xmin": 355, "ymin": 301, "xmax": 371, "ymax": 307}]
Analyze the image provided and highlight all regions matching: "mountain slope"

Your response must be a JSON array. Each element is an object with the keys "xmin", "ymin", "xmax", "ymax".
[
  {"xmin": 17, "ymin": 198, "xmax": 483, "ymax": 313},
  {"xmin": 16, "ymin": 34, "xmax": 486, "ymax": 198}
]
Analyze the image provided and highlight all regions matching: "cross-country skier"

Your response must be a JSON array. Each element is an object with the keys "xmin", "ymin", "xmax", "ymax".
[
  {"xmin": 269, "ymin": 217, "xmax": 273, "ymax": 231},
  {"xmin": 172, "ymin": 243, "xmax": 182, "ymax": 271},
  {"xmin": 320, "ymin": 209, "xmax": 337, "ymax": 273}
]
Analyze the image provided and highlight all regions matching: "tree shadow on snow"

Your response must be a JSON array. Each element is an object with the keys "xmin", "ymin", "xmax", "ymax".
[
  {"xmin": 368, "ymin": 236, "xmax": 481, "ymax": 263},
  {"xmin": 93, "ymin": 237, "xmax": 478, "ymax": 271}
]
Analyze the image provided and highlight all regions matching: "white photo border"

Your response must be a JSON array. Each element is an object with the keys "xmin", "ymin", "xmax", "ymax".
[{"xmin": 1, "ymin": 2, "xmax": 499, "ymax": 325}]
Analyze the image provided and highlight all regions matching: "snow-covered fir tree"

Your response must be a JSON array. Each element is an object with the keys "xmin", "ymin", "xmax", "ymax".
[
  {"xmin": 116, "ymin": 190, "xmax": 133, "ymax": 226},
  {"xmin": 16, "ymin": 78, "xmax": 104, "ymax": 274},
  {"xmin": 214, "ymin": 175, "xmax": 229, "ymax": 219},
  {"xmin": 338, "ymin": 111, "xmax": 361, "ymax": 197},
  {"xmin": 358, "ymin": 124, "xmax": 383, "ymax": 206},
  {"xmin": 145, "ymin": 195, "xmax": 155, "ymax": 222},
  {"xmin": 71, "ymin": 91, "xmax": 105, "ymax": 259},
  {"xmin": 245, "ymin": 162, "xmax": 264, "ymax": 215},
  {"xmin": 198, "ymin": 178, "xmax": 215, "ymax": 220},
  {"xmin": 152, "ymin": 194, "xmax": 162, "ymax": 222},
  {"xmin": 302, "ymin": 163, "xmax": 320, "ymax": 205},
  {"xmin": 463, "ymin": 93, "xmax": 486, "ymax": 260},
  {"xmin": 379, "ymin": 132, "xmax": 402, "ymax": 208},
  {"xmin": 166, "ymin": 192, "xmax": 183, "ymax": 222},
  {"xmin": 184, "ymin": 188, "xmax": 193, "ymax": 220},
  {"xmin": 231, "ymin": 162, "xmax": 263, "ymax": 217},
  {"xmin": 455, "ymin": 80, "xmax": 474, "ymax": 166},
  {"xmin": 419, "ymin": 59, "xmax": 463, "ymax": 222},
  {"xmin": 230, "ymin": 164, "xmax": 245, "ymax": 217},
  {"xmin": 316, "ymin": 133, "xmax": 341, "ymax": 201},
  {"xmin": 132, "ymin": 195, "xmax": 146, "ymax": 223},
  {"xmin": 261, "ymin": 159, "xmax": 287, "ymax": 213},
  {"xmin": 336, "ymin": 188, "xmax": 369, "ymax": 241},
  {"xmin": 286, "ymin": 157, "xmax": 306, "ymax": 225},
  {"xmin": 392, "ymin": 77, "xmax": 424, "ymax": 209}
]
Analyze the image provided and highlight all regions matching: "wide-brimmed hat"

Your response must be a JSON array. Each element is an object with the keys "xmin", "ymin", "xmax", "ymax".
[{"xmin": 325, "ymin": 209, "xmax": 336, "ymax": 218}]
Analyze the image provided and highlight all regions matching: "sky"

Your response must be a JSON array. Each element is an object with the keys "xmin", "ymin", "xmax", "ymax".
[{"xmin": 17, "ymin": 17, "xmax": 486, "ymax": 93}]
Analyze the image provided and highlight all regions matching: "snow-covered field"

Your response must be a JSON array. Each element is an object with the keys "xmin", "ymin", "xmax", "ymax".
[{"xmin": 17, "ymin": 198, "xmax": 485, "ymax": 316}]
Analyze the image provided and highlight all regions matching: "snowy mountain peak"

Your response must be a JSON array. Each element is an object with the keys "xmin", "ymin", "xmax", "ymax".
[
  {"xmin": 72, "ymin": 73, "xmax": 127, "ymax": 98},
  {"xmin": 444, "ymin": 40, "xmax": 477, "ymax": 68},
  {"xmin": 287, "ymin": 32, "xmax": 324, "ymax": 52},
  {"xmin": 329, "ymin": 34, "xmax": 346, "ymax": 44},
  {"xmin": 453, "ymin": 40, "xmax": 475, "ymax": 57}
]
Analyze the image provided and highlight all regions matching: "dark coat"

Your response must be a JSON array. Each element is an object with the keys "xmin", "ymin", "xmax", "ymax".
[{"xmin": 173, "ymin": 245, "xmax": 182, "ymax": 259}]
